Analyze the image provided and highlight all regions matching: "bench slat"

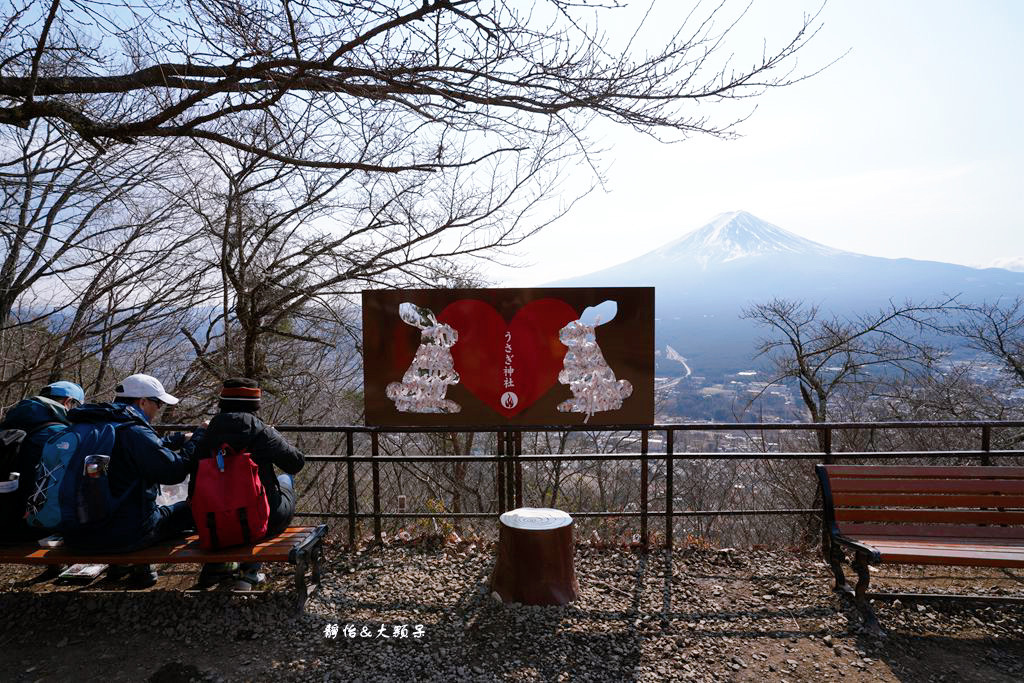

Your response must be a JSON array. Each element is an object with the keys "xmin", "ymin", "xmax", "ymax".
[
  {"xmin": 832, "ymin": 492, "xmax": 1024, "ymax": 508},
  {"xmin": 869, "ymin": 542, "xmax": 1024, "ymax": 567},
  {"xmin": 835, "ymin": 508, "xmax": 1024, "ymax": 525},
  {"xmin": 0, "ymin": 526, "xmax": 316, "ymax": 566},
  {"xmin": 837, "ymin": 522, "xmax": 1024, "ymax": 540},
  {"xmin": 828, "ymin": 478, "xmax": 1024, "ymax": 495},
  {"xmin": 853, "ymin": 535, "xmax": 1024, "ymax": 550},
  {"xmin": 824, "ymin": 465, "xmax": 1024, "ymax": 479}
]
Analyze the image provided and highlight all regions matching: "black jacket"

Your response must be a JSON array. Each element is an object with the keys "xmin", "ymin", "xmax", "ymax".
[{"xmin": 193, "ymin": 411, "xmax": 304, "ymax": 521}]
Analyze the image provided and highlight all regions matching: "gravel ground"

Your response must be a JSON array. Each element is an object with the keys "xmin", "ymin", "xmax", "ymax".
[{"xmin": 2, "ymin": 538, "xmax": 1024, "ymax": 682}]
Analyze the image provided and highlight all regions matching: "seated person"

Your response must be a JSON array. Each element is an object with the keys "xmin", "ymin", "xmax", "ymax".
[
  {"xmin": 193, "ymin": 378, "xmax": 304, "ymax": 590},
  {"xmin": 0, "ymin": 381, "xmax": 85, "ymax": 542},
  {"xmin": 66, "ymin": 373, "xmax": 201, "ymax": 586}
]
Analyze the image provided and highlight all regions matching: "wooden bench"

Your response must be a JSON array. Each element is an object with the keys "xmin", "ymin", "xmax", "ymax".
[
  {"xmin": 0, "ymin": 524, "xmax": 327, "ymax": 613},
  {"xmin": 816, "ymin": 464, "xmax": 1024, "ymax": 631}
]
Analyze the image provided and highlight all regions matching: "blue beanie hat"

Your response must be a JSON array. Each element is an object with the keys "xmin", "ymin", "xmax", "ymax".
[{"xmin": 44, "ymin": 381, "xmax": 85, "ymax": 404}]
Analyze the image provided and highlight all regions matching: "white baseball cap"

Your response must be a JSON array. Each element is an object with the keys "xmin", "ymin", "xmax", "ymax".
[{"xmin": 114, "ymin": 373, "xmax": 180, "ymax": 405}]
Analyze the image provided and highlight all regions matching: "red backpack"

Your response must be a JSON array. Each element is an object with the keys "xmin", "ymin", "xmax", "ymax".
[{"xmin": 191, "ymin": 442, "xmax": 269, "ymax": 550}]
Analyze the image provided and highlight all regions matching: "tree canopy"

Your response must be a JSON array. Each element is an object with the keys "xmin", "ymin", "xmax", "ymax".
[{"xmin": 0, "ymin": 0, "xmax": 827, "ymax": 168}]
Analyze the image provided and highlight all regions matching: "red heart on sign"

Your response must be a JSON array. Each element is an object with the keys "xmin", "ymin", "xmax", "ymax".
[{"xmin": 438, "ymin": 298, "xmax": 580, "ymax": 416}]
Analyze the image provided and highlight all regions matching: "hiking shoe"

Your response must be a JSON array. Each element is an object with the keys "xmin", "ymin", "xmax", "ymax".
[
  {"xmin": 127, "ymin": 564, "xmax": 158, "ymax": 589},
  {"xmin": 233, "ymin": 569, "xmax": 266, "ymax": 592},
  {"xmin": 197, "ymin": 562, "xmax": 240, "ymax": 588},
  {"xmin": 105, "ymin": 564, "xmax": 131, "ymax": 581},
  {"xmin": 38, "ymin": 565, "xmax": 65, "ymax": 581}
]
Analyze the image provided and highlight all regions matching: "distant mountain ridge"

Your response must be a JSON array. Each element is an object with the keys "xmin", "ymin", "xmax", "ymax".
[{"xmin": 553, "ymin": 211, "xmax": 1024, "ymax": 379}]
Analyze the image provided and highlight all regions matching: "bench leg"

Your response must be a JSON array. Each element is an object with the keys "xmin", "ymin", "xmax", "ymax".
[
  {"xmin": 852, "ymin": 551, "xmax": 883, "ymax": 635},
  {"xmin": 291, "ymin": 534, "xmax": 325, "ymax": 615},
  {"xmin": 311, "ymin": 542, "xmax": 323, "ymax": 586},
  {"xmin": 295, "ymin": 555, "xmax": 309, "ymax": 615},
  {"xmin": 823, "ymin": 532, "xmax": 852, "ymax": 596}
]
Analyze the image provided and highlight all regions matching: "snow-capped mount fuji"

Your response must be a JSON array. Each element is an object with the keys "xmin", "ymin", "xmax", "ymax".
[
  {"xmin": 552, "ymin": 211, "xmax": 1024, "ymax": 379},
  {"xmin": 644, "ymin": 210, "xmax": 846, "ymax": 268}
]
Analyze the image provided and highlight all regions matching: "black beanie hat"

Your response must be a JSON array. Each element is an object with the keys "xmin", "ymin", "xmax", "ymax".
[{"xmin": 219, "ymin": 377, "xmax": 261, "ymax": 413}]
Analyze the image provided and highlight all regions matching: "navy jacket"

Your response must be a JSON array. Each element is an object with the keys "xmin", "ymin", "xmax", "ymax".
[
  {"xmin": 193, "ymin": 411, "xmax": 304, "ymax": 524},
  {"xmin": 64, "ymin": 402, "xmax": 200, "ymax": 551},
  {"xmin": 0, "ymin": 396, "xmax": 70, "ymax": 541}
]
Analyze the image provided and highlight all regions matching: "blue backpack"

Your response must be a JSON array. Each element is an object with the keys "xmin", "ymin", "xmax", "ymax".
[{"xmin": 25, "ymin": 422, "xmax": 132, "ymax": 531}]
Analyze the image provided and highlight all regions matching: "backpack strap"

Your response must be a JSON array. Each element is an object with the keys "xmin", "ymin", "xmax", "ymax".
[
  {"xmin": 238, "ymin": 507, "xmax": 251, "ymax": 545},
  {"xmin": 89, "ymin": 421, "xmax": 140, "ymax": 509},
  {"xmin": 26, "ymin": 421, "xmax": 63, "ymax": 436},
  {"xmin": 209, "ymin": 423, "xmax": 267, "ymax": 460},
  {"xmin": 206, "ymin": 512, "xmax": 220, "ymax": 548}
]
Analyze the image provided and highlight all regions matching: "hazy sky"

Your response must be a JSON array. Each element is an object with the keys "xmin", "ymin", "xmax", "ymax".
[{"xmin": 492, "ymin": 0, "xmax": 1024, "ymax": 287}]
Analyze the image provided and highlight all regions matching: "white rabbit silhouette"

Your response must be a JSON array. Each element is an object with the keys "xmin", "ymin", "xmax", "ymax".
[
  {"xmin": 557, "ymin": 300, "xmax": 632, "ymax": 422},
  {"xmin": 386, "ymin": 303, "xmax": 461, "ymax": 413}
]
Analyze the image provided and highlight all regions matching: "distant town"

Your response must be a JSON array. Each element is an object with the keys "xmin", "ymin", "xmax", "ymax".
[
  {"xmin": 656, "ymin": 368, "xmax": 797, "ymax": 425},
  {"xmin": 654, "ymin": 352, "xmax": 1023, "ymax": 431}
]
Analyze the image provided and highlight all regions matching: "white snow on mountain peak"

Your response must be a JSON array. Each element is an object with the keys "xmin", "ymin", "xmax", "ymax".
[{"xmin": 650, "ymin": 210, "xmax": 846, "ymax": 268}]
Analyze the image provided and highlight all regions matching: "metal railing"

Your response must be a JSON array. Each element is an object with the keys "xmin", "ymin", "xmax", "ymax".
[{"xmin": 165, "ymin": 420, "xmax": 1024, "ymax": 551}]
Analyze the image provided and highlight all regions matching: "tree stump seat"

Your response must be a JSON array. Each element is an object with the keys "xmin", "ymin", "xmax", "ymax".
[{"xmin": 489, "ymin": 507, "xmax": 579, "ymax": 605}]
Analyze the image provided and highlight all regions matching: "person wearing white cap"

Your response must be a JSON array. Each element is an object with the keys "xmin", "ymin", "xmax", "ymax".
[
  {"xmin": 0, "ymin": 380, "xmax": 87, "ymax": 542},
  {"xmin": 62, "ymin": 373, "xmax": 203, "ymax": 587},
  {"xmin": 116, "ymin": 374, "xmax": 182, "ymax": 411}
]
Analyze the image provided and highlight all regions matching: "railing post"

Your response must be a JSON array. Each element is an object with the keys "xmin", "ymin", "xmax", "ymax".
[
  {"xmin": 505, "ymin": 432, "xmax": 516, "ymax": 511},
  {"xmin": 665, "ymin": 428, "xmax": 674, "ymax": 550},
  {"xmin": 821, "ymin": 426, "xmax": 833, "ymax": 464},
  {"xmin": 982, "ymin": 425, "xmax": 991, "ymax": 466},
  {"xmin": 496, "ymin": 430, "xmax": 506, "ymax": 513},
  {"xmin": 346, "ymin": 430, "xmax": 357, "ymax": 551},
  {"xmin": 371, "ymin": 431, "xmax": 382, "ymax": 546},
  {"xmin": 641, "ymin": 429, "xmax": 649, "ymax": 551},
  {"xmin": 514, "ymin": 430, "xmax": 523, "ymax": 508}
]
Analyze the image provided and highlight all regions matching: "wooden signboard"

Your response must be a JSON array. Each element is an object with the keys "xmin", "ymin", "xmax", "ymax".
[{"xmin": 362, "ymin": 287, "xmax": 654, "ymax": 426}]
